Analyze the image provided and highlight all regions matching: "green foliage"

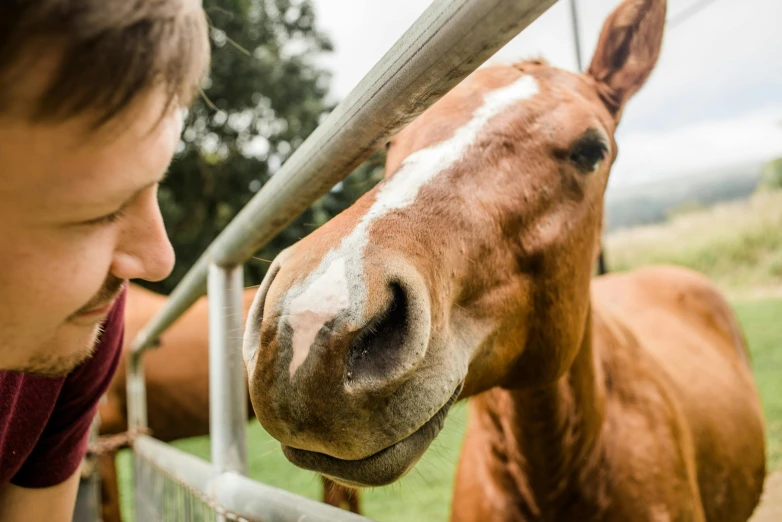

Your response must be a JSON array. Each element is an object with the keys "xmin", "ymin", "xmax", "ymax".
[
  {"xmin": 143, "ymin": 0, "xmax": 383, "ymax": 294},
  {"xmin": 759, "ymin": 157, "xmax": 782, "ymax": 192}
]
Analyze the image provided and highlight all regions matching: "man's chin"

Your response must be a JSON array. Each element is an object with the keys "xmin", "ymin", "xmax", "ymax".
[
  {"xmin": 19, "ymin": 323, "xmax": 101, "ymax": 376},
  {"xmin": 16, "ymin": 354, "xmax": 89, "ymax": 376}
]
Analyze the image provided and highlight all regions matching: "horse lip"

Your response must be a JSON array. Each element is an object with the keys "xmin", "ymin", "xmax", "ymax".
[{"xmin": 280, "ymin": 382, "xmax": 463, "ymax": 487}]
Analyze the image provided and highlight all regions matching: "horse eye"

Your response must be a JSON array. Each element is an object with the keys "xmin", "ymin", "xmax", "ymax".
[{"xmin": 569, "ymin": 136, "xmax": 608, "ymax": 173}]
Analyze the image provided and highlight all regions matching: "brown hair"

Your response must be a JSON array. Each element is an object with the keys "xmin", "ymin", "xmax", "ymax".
[{"xmin": 0, "ymin": 0, "xmax": 211, "ymax": 127}]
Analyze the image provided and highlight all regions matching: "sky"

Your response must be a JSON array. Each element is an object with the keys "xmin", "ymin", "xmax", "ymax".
[{"xmin": 309, "ymin": 0, "xmax": 782, "ymax": 190}]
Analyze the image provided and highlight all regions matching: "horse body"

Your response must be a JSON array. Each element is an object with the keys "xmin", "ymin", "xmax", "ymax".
[
  {"xmin": 241, "ymin": 0, "xmax": 766, "ymax": 520},
  {"xmin": 453, "ymin": 266, "xmax": 765, "ymax": 522}
]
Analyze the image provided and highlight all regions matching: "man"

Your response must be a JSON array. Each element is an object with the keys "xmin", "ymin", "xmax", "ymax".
[{"xmin": 0, "ymin": 1, "xmax": 210, "ymax": 520}]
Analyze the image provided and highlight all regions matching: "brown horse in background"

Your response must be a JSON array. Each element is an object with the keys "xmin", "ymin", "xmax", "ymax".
[
  {"xmin": 242, "ymin": 0, "xmax": 767, "ymax": 520},
  {"xmin": 96, "ymin": 283, "xmax": 360, "ymax": 522}
]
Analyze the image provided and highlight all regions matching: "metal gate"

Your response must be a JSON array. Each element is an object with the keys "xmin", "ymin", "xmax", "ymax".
[{"xmin": 95, "ymin": 0, "xmax": 557, "ymax": 520}]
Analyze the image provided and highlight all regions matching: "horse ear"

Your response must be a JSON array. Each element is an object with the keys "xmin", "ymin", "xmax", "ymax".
[{"xmin": 587, "ymin": 0, "xmax": 666, "ymax": 122}]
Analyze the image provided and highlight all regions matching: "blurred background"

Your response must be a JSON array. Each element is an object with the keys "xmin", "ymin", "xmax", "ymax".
[
  {"xmin": 143, "ymin": 0, "xmax": 782, "ymax": 299},
  {"xmin": 124, "ymin": 1, "xmax": 782, "ymax": 520}
]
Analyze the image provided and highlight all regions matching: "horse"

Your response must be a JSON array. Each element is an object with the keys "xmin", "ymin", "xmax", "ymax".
[
  {"xmin": 241, "ymin": 0, "xmax": 767, "ymax": 520},
  {"xmin": 96, "ymin": 283, "xmax": 360, "ymax": 522}
]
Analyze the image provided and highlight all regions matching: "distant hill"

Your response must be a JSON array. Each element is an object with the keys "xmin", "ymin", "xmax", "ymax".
[{"xmin": 605, "ymin": 162, "xmax": 764, "ymax": 232}]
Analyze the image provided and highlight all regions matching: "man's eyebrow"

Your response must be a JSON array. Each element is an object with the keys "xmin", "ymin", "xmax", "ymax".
[{"xmin": 119, "ymin": 169, "xmax": 169, "ymax": 206}]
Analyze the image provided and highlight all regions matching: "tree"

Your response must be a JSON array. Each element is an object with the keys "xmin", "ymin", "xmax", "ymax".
[{"xmin": 144, "ymin": 0, "xmax": 383, "ymax": 295}]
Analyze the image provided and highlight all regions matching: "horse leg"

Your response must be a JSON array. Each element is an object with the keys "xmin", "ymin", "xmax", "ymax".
[
  {"xmin": 346, "ymin": 486, "xmax": 362, "ymax": 514},
  {"xmin": 98, "ymin": 450, "xmax": 123, "ymax": 522},
  {"xmin": 321, "ymin": 475, "xmax": 361, "ymax": 514}
]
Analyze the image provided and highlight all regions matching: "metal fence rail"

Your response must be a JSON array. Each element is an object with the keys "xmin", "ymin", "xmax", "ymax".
[
  {"xmin": 134, "ymin": 448, "xmax": 217, "ymax": 522},
  {"xmin": 134, "ymin": 436, "xmax": 371, "ymax": 522},
  {"xmin": 123, "ymin": 0, "xmax": 557, "ymax": 520}
]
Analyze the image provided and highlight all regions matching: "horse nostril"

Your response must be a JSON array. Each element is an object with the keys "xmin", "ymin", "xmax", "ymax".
[{"xmin": 347, "ymin": 283, "xmax": 415, "ymax": 387}]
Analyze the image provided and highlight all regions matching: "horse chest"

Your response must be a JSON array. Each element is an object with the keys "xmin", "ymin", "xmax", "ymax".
[{"xmin": 452, "ymin": 389, "xmax": 706, "ymax": 522}]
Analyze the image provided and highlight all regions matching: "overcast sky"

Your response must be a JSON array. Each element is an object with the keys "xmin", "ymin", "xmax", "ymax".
[{"xmin": 309, "ymin": 0, "xmax": 782, "ymax": 189}]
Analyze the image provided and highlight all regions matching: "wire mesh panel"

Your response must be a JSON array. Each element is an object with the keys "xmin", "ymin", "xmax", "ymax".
[
  {"xmin": 134, "ymin": 451, "xmax": 219, "ymax": 522},
  {"xmin": 132, "ymin": 436, "xmax": 374, "ymax": 522}
]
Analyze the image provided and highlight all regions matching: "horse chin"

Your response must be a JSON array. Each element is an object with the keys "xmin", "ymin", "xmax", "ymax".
[{"xmin": 280, "ymin": 383, "xmax": 462, "ymax": 487}]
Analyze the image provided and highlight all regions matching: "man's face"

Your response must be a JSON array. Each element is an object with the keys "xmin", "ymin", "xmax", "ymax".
[{"xmin": 0, "ymin": 83, "xmax": 180, "ymax": 375}]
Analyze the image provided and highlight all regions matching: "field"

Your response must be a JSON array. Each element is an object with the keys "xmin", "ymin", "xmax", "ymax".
[
  {"xmin": 117, "ymin": 191, "xmax": 782, "ymax": 521},
  {"xmin": 606, "ymin": 190, "xmax": 782, "ymax": 298}
]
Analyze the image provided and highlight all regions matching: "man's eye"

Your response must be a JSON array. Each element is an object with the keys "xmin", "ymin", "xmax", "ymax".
[{"xmin": 81, "ymin": 208, "xmax": 127, "ymax": 227}]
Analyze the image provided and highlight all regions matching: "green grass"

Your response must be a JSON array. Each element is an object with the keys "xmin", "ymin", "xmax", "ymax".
[
  {"xmin": 734, "ymin": 297, "xmax": 782, "ymax": 471},
  {"xmin": 117, "ymin": 295, "xmax": 781, "ymax": 521}
]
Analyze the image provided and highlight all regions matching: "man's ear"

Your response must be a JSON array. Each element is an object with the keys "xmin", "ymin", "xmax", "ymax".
[{"xmin": 587, "ymin": 0, "xmax": 667, "ymax": 123}]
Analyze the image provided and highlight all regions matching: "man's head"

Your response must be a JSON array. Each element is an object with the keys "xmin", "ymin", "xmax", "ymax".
[{"xmin": 0, "ymin": 0, "xmax": 210, "ymax": 375}]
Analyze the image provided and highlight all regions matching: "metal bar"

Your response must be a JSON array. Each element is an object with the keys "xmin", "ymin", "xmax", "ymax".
[
  {"xmin": 568, "ymin": 0, "xmax": 609, "ymax": 276},
  {"xmin": 214, "ymin": 471, "xmax": 373, "ymax": 522},
  {"xmin": 568, "ymin": 0, "xmax": 583, "ymax": 72},
  {"xmin": 128, "ymin": 0, "xmax": 558, "ymax": 355},
  {"xmin": 133, "ymin": 436, "xmax": 374, "ymax": 522},
  {"xmin": 127, "ymin": 349, "xmax": 148, "ymax": 429},
  {"xmin": 73, "ymin": 417, "xmax": 102, "ymax": 522},
  {"xmin": 72, "ymin": 475, "xmax": 102, "ymax": 522},
  {"xmin": 133, "ymin": 438, "xmax": 216, "ymax": 519},
  {"xmin": 207, "ymin": 264, "xmax": 247, "ymax": 475}
]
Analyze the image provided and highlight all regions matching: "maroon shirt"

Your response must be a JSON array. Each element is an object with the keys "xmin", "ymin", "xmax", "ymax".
[{"xmin": 0, "ymin": 287, "xmax": 125, "ymax": 488}]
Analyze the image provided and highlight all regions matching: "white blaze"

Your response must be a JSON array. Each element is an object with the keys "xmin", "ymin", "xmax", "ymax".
[
  {"xmin": 366, "ymin": 74, "xmax": 539, "ymax": 222},
  {"xmin": 281, "ymin": 74, "xmax": 539, "ymax": 380},
  {"xmin": 286, "ymin": 257, "xmax": 350, "ymax": 378}
]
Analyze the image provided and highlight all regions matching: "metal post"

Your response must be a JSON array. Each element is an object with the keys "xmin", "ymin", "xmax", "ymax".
[
  {"xmin": 127, "ymin": 352, "xmax": 148, "ymax": 429},
  {"xmin": 72, "ymin": 416, "xmax": 103, "ymax": 522},
  {"xmin": 207, "ymin": 263, "xmax": 248, "ymax": 476},
  {"xmin": 568, "ymin": 0, "xmax": 583, "ymax": 72},
  {"xmin": 569, "ymin": 0, "xmax": 609, "ymax": 275},
  {"xmin": 72, "ymin": 475, "xmax": 102, "ymax": 522}
]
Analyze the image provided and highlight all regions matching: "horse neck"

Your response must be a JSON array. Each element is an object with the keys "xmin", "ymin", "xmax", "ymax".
[{"xmin": 500, "ymin": 305, "xmax": 610, "ymax": 514}]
